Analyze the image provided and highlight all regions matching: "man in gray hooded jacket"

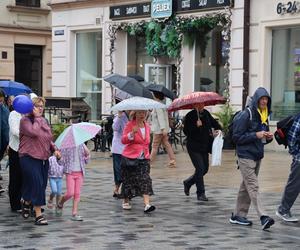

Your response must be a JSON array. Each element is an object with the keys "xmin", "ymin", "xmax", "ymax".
[{"xmin": 229, "ymin": 87, "xmax": 275, "ymax": 230}]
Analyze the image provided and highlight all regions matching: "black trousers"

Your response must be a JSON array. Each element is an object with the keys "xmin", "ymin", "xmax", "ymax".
[
  {"xmin": 185, "ymin": 146, "xmax": 209, "ymax": 196},
  {"xmin": 8, "ymin": 148, "xmax": 22, "ymax": 211}
]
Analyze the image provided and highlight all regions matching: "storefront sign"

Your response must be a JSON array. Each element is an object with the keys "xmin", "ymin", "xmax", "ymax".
[
  {"xmin": 110, "ymin": 2, "xmax": 151, "ymax": 19},
  {"xmin": 110, "ymin": 0, "xmax": 232, "ymax": 20},
  {"xmin": 276, "ymin": 1, "xmax": 300, "ymax": 14},
  {"xmin": 175, "ymin": 0, "xmax": 232, "ymax": 12},
  {"xmin": 151, "ymin": 0, "xmax": 172, "ymax": 18},
  {"xmin": 54, "ymin": 30, "xmax": 64, "ymax": 36}
]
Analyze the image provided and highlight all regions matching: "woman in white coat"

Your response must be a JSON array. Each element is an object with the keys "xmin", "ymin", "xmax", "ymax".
[{"xmin": 150, "ymin": 92, "xmax": 176, "ymax": 167}]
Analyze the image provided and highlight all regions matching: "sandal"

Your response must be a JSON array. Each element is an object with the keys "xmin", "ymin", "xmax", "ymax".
[
  {"xmin": 21, "ymin": 202, "xmax": 31, "ymax": 219},
  {"xmin": 35, "ymin": 215, "xmax": 48, "ymax": 226}
]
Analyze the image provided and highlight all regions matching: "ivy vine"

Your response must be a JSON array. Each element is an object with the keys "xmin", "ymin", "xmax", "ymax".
[{"xmin": 115, "ymin": 13, "xmax": 228, "ymax": 59}]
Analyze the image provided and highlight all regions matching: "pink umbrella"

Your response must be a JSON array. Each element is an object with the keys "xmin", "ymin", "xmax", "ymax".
[
  {"xmin": 55, "ymin": 122, "xmax": 101, "ymax": 149},
  {"xmin": 168, "ymin": 92, "xmax": 226, "ymax": 112}
]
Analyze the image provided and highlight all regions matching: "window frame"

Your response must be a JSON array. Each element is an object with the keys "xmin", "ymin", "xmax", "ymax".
[{"xmin": 16, "ymin": 0, "xmax": 40, "ymax": 8}]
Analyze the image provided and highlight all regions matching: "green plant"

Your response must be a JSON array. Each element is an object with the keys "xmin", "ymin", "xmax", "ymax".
[
  {"xmin": 52, "ymin": 123, "xmax": 69, "ymax": 141},
  {"xmin": 213, "ymin": 103, "xmax": 235, "ymax": 136}
]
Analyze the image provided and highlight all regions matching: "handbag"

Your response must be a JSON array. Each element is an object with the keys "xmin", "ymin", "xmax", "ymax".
[{"xmin": 121, "ymin": 156, "xmax": 139, "ymax": 168}]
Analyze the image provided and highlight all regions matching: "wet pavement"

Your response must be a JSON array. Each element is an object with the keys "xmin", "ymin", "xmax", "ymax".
[{"xmin": 0, "ymin": 148, "xmax": 299, "ymax": 250}]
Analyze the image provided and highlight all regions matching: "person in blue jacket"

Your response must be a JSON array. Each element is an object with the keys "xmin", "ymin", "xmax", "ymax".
[{"xmin": 229, "ymin": 87, "xmax": 275, "ymax": 230}]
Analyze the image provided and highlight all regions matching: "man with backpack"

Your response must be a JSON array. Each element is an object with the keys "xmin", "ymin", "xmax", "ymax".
[
  {"xmin": 276, "ymin": 114, "xmax": 300, "ymax": 222},
  {"xmin": 229, "ymin": 87, "xmax": 275, "ymax": 230}
]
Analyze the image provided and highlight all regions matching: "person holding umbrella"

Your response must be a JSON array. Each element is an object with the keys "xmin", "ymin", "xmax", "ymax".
[
  {"xmin": 54, "ymin": 122, "xmax": 100, "ymax": 221},
  {"xmin": 150, "ymin": 91, "xmax": 176, "ymax": 168},
  {"xmin": 168, "ymin": 92, "xmax": 225, "ymax": 202},
  {"xmin": 183, "ymin": 103, "xmax": 221, "ymax": 201},
  {"xmin": 120, "ymin": 110, "xmax": 155, "ymax": 213}
]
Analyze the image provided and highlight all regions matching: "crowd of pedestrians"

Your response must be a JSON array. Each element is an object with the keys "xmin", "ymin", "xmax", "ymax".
[{"xmin": 0, "ymin": 86, "xmax": 299, "ymax": 232}]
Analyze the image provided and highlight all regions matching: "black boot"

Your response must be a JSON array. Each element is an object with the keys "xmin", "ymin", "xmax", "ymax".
[
  {"xmin": 183, "ymin": 181, "xmax": 191, "ymax": 196},
  {"xmin": 197, "ymin": 193, "xmax": 208, "ymax": 201}
]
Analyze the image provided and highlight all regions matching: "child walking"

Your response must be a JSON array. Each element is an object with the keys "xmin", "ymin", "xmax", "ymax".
[
  {"xmin": 56, "ymin": 143, "xmax": 90, "ymax": 221},
  {"xmin": 47, "ymin": 155, "xmax": 64, "ymax": 214}
]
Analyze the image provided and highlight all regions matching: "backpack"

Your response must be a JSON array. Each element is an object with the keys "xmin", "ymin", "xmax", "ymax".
[
  {"xmin": 227, "ymin": 107, "xmax": 253, "ymax": 147},
  {"xmin": 274, "ymin": 114, "xmax": 298, "ymax": 148}
]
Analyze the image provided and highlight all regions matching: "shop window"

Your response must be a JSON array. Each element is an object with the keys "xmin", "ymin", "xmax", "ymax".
[
  {"xmin": 194, "ymin": 28, "xmax": 226, "ymax": 95},
  {"xmin": 16, "ymin": 0, "xmax": 40, "ymax": 7},
  {"xmin": 76, "ymin": 32, "xmax": 102, "ymax": 120},
  {"xmin": 271, "ymin": 27, "xmax": 300, "ymax": 120}
]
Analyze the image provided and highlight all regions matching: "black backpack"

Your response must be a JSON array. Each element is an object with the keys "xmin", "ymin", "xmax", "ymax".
[
  {"xmin": 274, "ymin": 114, "xmax": 298, "ymax": 148},
  {"xmin": 227, "ymin": 108, "xmax": 253, "ymax": 147}
]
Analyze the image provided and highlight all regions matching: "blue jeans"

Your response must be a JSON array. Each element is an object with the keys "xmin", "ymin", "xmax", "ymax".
[
  {"xmin": 112, "ymin": 154, "xmax": 122, "ymax": 186},
  {"xmin": 49, "ymin": 177, "xmax": 63, "ymax": 196}
]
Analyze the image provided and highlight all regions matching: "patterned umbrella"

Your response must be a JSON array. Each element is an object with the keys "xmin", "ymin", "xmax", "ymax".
[
  {"xmin": 168, "ymin": 92, "xmax": 226, "ymax": 112},
  {"xmin": 55, "ymin": 122, "xmax": 101, "ymax": 149},
  {"xmin": 110, "ymin": 96, "xmax": 167, "ymax": 111}
]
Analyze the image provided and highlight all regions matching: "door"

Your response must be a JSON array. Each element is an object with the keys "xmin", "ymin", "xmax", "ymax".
[{"xmin": 15, "ymin": 44, "xmax": 42, "ymax": 96}]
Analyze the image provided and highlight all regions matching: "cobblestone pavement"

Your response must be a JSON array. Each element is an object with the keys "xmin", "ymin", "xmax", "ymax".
[{"xmin": 0, "ymin": 150, "xmax": 299, "ymax": 250}]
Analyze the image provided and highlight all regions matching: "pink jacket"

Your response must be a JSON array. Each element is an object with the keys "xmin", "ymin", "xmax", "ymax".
[{"xmin": 121, "ymin": 120, "xmax": 150, "ymax": 159}]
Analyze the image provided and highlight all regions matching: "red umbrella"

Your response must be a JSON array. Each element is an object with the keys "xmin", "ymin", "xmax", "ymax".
[{"xmin": 168, "ymin": 92, "xmax": 226, "ymax": 112}]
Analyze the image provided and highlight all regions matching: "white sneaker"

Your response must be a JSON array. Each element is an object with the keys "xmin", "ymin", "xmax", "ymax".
[
  {"xmin": 122, "ymin": 203, "xmax": 132, "ymax": 210},
  {"xmin": 71, "ymin": 214, "xmax": 83, "ymax": 221},
  {"xmin": 276, "ymin": 210, "xmax": 298, "ymax": 222}
]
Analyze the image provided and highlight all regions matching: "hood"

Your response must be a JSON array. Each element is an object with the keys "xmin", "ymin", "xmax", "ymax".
[{"xmin": 251, "ymin": 87, "xmax": 271, "ymax": 112}]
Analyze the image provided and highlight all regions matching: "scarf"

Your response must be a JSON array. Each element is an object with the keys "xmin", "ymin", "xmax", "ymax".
[{"xmin": 257, "ymin": 108, "xmax": 268, "ymax": 125}]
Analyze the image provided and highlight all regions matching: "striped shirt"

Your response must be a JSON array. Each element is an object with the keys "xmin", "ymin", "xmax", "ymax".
[
  {"xmin": 288, "ymin": 115, "xmax": 300, "ymax": 161},
  {"xmin": 19, "ymin": 116, "xmax": 55, "ymax": 160}
]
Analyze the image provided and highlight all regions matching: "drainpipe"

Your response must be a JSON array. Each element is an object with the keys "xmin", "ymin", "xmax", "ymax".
[{"xmin": 243, "ymin": 0, "xmax": 250, "ymax": 108}]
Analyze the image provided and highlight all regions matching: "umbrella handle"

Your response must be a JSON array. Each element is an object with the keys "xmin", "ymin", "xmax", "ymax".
[{"xmin": 196, "ymin": 108, "xmax": 200, "ymax": 121}]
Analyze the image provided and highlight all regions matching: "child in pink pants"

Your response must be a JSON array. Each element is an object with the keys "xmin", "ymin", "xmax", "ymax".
[{"xmin": 57, "ymin": 144, "xmax": 90, "ymax": 221}]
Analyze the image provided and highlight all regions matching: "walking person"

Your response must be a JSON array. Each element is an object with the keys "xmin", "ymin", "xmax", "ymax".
[
  {"xmin": 19, "ymin": 96, "xmax": 60, "ymax": 225},
  {"xmin": 47, "ymin": 155, "xmax": 64, "ymax": 214},
  {"xmin": 121, "ymin": 110, "xmax": 155, "ymax": 213},
  {"xmin": 150, "ymin": 91, "xmax": 176, "ymax": 168},
  {"xmin": 8, "ymin": 105, "xmax": 23, "ymax": 212},
  {"xmin": 276, "ymin": 114, "xmax": 300, "ymax": 222},
  {"xmin": 0, "ymin": 89, "xmax": 10, "ymax": 194},
  {"xmin": 56, "ymin": 144, "xmax": 90, "ymax": 221},
  {"xmin": 230, "ymin": 87, "xmax": 275, "ymax": 230},
  {"xmin": 111, "ymin": 110, "xmax": 129, "ymax": 197},
  {"xmin": 182, "ymin": 104, "xmax": 221, "ymax": 201}
]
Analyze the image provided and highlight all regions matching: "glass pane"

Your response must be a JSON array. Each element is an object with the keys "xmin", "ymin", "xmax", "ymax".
[
  {"xmin": 194, "ymin": 29, "xmax": 225, "ymax": 94},
  {"xmin": 136, "ymin": 37, "xmax": 153, "ymax": 77},
  {"xmin": 148, "ymin": 66, "xmax": 167, "ymax": 86},
  {"xmin": 271, "ymin": 27, "xmax": 300, "ymax": 120},
  {"xmin": 76, "ymin": 32, "xmax": 102, "ymax": 120}
]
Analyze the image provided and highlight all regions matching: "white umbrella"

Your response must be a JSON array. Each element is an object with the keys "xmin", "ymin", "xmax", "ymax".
[{"xmin": 110, "ymin": 96, "xmax": 167, "ymax": 111}]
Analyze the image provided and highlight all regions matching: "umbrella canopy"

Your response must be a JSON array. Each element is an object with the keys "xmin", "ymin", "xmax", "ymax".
[
  {"xmin": 127, "ymin": 74, "xmax": 144, "ymax": 82},
  {"xmin": 147, "ymin": 84, "xmax": 176, "ymax": 100},
  {"xmin": 168, "ymin": 92, "xmax": 226, "ymax": 112},
  {"xmin": 104, "ymin": 73, "xmax": 153, "ymax": 99},
  {"xmin": 55, "ymin": 122, "xmax": 101, "ymax": 149},
  {"xmin": 0, "ymin": 80, "xmax": 32, "ymax": 96},
  {"xmin": 110, "ymin": 96, "xmax": 167, "ymax": 111}
]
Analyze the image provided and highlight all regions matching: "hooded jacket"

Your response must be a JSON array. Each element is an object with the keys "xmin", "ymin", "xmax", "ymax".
[{"xmin": 232, "ymin": 87, "xmax": 272, "ymax": 161}]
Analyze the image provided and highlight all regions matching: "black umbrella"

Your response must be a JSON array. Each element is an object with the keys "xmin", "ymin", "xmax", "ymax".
[
  {"xmin": 127, "ymin": 74, "xmax": 144, "ymax": 82},
  {"xmin": 200, "ymin": 77, "xmax": 213, "ymax": 85},
  {"xmin": 104, "ymin": 73, "xmax": 153, "ymax": 99},
  {"xmin": 147, "ymin": 84, "xmax": 176, "ymax": 100}
]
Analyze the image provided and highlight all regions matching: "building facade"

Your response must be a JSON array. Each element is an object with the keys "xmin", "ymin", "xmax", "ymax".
[
  {"xmin": 0, "ymin": 0, "xmax": 52, "ymax": 96},
  {"xmin": 50, "ymin": 0, "xmax": 245, "ymax": 120}
]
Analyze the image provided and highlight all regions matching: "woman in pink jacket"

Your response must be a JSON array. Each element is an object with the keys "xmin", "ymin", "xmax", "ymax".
[{"xmin": 120, "ymin": 110, "xmax": 155, "ymax": 213}]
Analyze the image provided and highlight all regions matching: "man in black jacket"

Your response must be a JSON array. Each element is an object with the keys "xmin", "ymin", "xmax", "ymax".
[
  {"xmin": 183, "ymin": 104, "xmax": 221, "ymax": 201},
  {"xmin": 230, "ymin": 87, "xmax": 275, "ymax": 230}
]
